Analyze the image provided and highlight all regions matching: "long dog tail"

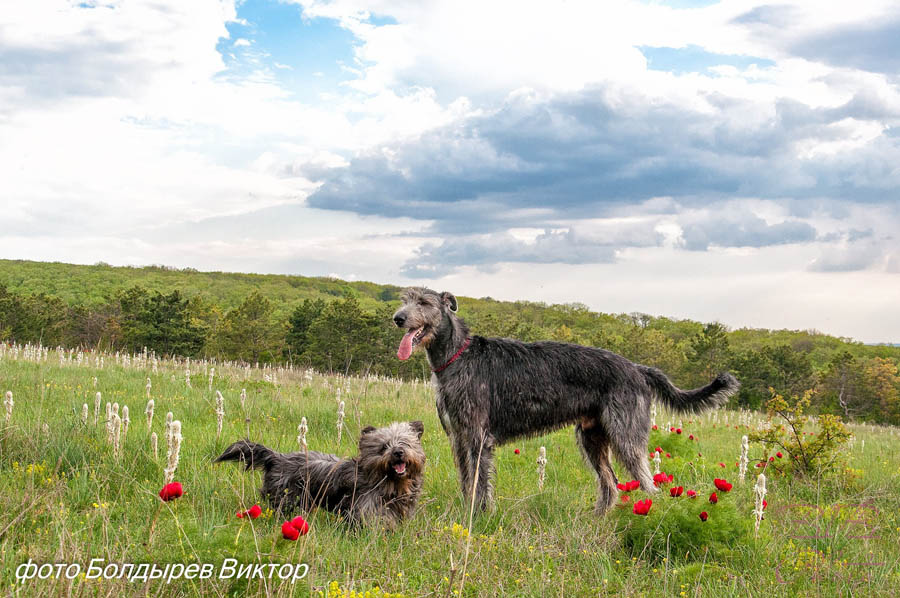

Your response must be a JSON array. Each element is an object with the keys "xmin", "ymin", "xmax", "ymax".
[
  {"xmin": 215, "ymin": 440, "xmax": 279, "ymax": 472},
  {"xmin": 639, "ymin": 367, "xmax": 739, "ymax": 414}
]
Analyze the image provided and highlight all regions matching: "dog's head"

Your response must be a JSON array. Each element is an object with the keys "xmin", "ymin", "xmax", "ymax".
[
  {"xmin": 392, "ymin": 287, "xmax": 457, "ymax": 360},
  {"xmin": 357, "ymin": 421, "xmax": 426, "ymax": 481}
]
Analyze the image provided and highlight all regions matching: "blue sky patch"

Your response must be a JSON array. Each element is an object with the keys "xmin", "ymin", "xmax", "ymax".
[
  {"xmin": 217, "ymin": 0, "xmax": 359, "ymax": 102},
  {"xmin": 640, "ymin": 44, "xmax": 775, "ymax": 74}
]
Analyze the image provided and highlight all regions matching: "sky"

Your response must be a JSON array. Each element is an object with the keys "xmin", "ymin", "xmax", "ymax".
[{"xmin": 2, "ymin": 0, "xmax": 899, "ymax": 342}]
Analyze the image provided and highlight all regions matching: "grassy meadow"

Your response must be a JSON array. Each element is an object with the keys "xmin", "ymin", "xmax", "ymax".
[{"xmin": 1, "ymin": 346, "xmax": 899, "ymax": 597}]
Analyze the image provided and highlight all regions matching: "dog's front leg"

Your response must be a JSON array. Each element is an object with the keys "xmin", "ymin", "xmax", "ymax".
[{"xmin": 458, "ymin": 429, "xmax": 495, "ymax": 512}]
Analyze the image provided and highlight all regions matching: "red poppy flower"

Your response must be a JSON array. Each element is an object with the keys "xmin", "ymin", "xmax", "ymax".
[
  {"xmin": 776, "ymin": 452, "xmax": 783, "ymax": 458},
  {"xmin": 237, "ymin": 504, "xmax": 262, "ymax": 519},
  {"xmin": 621, "ymin": 494, "xmax": 630, "ymax": 503},
  {"xmin": 763, "ymin": 499, "xmax": 768, "ymax": 510},
  {"xmin": 632, "ymin": 499, "xmax": 652, "ymax": 515},
  {"xmin": 675, "ymin": 428, "xmax": 682, "ymax": 434},
  {"xmin": 514, "ymin": 449, "xmax": 520, "ymax": 455},
  {"xmin": 652, "ymin": 472, "xmax": 672, "ymax": 486},
  {"xmin": 652, "ymin": 425, "xmax": 658, "ymax": 431},
  {"xmin": 665, "ymin": 453, "xmax": 672, "ymax": 458},
  {"xmin": 626, "ymin": 480, "xmax": 641, "ymax": 491},
  {"xmin": 687, "ymin": 490, "xmax": 697, "ymax": 498},
  {"xmin": 159, "ymin": 482, "xmax": 183, "ymax": 502},
  {"xmin": 697, "ymin": 452, "xmax": 702, "ymax": 457},
  {"xmin": 713, "ymin": 478, "xmax": 733, "ymax": 492},
  {"xmin": 290, "ymin": 515, "xmax": 310, "ymax": 536},
  {"xmin": 699, "ymin": 511, "xmax": 708, "ymax": 521},
  {"xmin": 670, "ymin": 427, "xmax": 675, "ymax": 432},
  {"xmin": 617, "ymin": 482, "xmax": 627, "ymax": 491},
  {"xmin": 281, "ymin": 521, "xmax": 300, "ymax": 541},
  {"xmin": 718, "ymin": 462, "xmax": 725, "ymax": 468},
  {"xmin": 769, "ymin": 456, "xmax": 775, "ymax": 462},
  {"xmin": 689, "ymin": 434, "xmax": 695, "ymax": 441},
  {"xmin": 669, "ymin": 486, "xmax": 684, "ymax": 497},
  {"xmin": 709, "ymin": 492, "xmax": 718, "ymax": 504},
  {"xmin": 655, "ymin": 446, "xmax": 663, "ymax": 454}
]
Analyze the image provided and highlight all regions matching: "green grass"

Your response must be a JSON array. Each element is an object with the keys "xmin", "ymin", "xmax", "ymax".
[{"xmin": 1, "ymin": 349, "xmax": 899, "ymax": 597}]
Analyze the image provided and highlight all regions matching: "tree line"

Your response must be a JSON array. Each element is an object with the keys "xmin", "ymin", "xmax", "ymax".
[{"xmin": 1, "ymin": 283, "xmax": 898, "ymax": 424}]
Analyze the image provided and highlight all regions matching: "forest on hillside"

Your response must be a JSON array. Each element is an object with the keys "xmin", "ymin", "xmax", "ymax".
[{"xmin": 2, "ymin": 259, "xmax": 899, "ymax": 424}]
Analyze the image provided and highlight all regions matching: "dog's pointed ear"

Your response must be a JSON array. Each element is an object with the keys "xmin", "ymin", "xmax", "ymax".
[
  {"xmin": 408, "ymin": 420, "xmax": 424, "ymax": 439},
  {"xmin": 360, "ymin": 425, "xmax": 377, "ymax": 436},
  {"xmin": 440, "ymin": 292, "xmax": 458, "ymax": 313}
]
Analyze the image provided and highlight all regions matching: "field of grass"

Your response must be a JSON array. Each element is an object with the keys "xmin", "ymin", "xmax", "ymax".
[{"xmin": 1, "ymin": 346, "xmax": 899, "ymax": 597}]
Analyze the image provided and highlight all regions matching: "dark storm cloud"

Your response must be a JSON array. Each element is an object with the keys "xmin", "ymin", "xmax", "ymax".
[
  {"xmin": 309, "ymin": 85, "xmax": 899, "ymax": 222},
  {"xmin": 681, "ymin": 214, "xmax": 817, "ymax": 250},
  {"xmin": 732, "ymin": 4, "xmax": 900, "ymax": 75},
  {"xmin": 399, "ymin": 230, "xmax": 622, "ymax": 278}
]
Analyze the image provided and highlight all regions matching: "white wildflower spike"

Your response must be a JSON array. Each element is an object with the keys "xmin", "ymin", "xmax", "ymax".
[
  {"xmin": 164, "ymin": 411, "xmax": 174, "ymax": 449},
  {"xmin": 3, "ymin": 391, "xmax": 12, "ymax": 424},
  {"xmin": 650, "ymin": 403, "xmax": 657, "ymax": 428},
  {"xmin": 42, "ymin": 423, "xmax": 50, "ymax": 437},
  {"xmin": 105, "ymin": 402, "xmax": 113, "ymax": 443},
  {"xmin": 208, "ymin": 368, "xmax": 215, "ymax": 391},
  {"xmin": 653, "ymin": 450, "xmax": 661, "ymax": 474},
  {"xmin": 185, "ymin": 369, "xmax": 191, "ymax": 389},
  {"xmin": 753, "ymin": 473, "xmax": 767, "ymax": 535},
  {"xmin": 298, "ymin": 417, "xmax": 308, "ymax": 451},
  {"xmin": 94, "ymin": 392, "xmax": 102, "ymax": 425},
  {"xmin": 145, "ymin": 399, "xmax": 155, "ymax": 431},
  {"xmin": 81, "ymin": 403, "xmax": 89, "ymax": 425},
  {"xmin": 215, "ymin": 391, "xmax": 225, "ymax": 439},
  {"xmin": 739, "ymin": 435, "xmax": 749, "ymax": 483},
  {"xmin": 111, "ymin": 413, "xmax": 122, "ymax": 460},
  {"xmin": 150, "ymin": 432, "xmax": 158, "ymax": 460},
  {"xmin": 122, "ymin": 405, "xmax": 130, "ymax": 443},
  {"xmin": 537, "ymin": 446, "xmax": 548, "ymax": 490},
  {"xmin": 336, "ymin": 401, "xmax": 345, "ymax": 444},
  {"xmin": 92, "ymin": 376, "xmax": 98, "ymax": 388},
  {"xmin": 112, "ymin": 402, "xmax": 119, "ymax": 419},
  {"xmin": 146, "ymin": 378, "xmax": 152, "ymax": 399},
  {"xmin": 240, "ymin": 388, "xmax": 246, "ymax": 410},
  {"xmin": 164, "ymin": 420, "xmax": 183, "ymax": 484}
]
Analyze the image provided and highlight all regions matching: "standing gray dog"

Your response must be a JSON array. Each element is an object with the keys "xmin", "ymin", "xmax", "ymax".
[
  {"xmin": 216, "ymin": 421, "xmax": 426, "ymax": 527},
  {"xmin": 393, "ymin": 287, "xmax": 738, "ymax": 513}
]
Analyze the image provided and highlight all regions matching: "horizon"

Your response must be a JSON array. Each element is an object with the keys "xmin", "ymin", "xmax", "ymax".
[
  {"xmin": 2, "ymin": 1, "xmax": 899, "ymax": 343},
  {"xmin": 7, "ymin": 257, "xmax": 897, "ymax": 346}
]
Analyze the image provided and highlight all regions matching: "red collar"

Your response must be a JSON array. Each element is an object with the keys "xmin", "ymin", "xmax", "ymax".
[{"xmin": 432, "ymin": 338, "xmax": 471, "ymax": 373}]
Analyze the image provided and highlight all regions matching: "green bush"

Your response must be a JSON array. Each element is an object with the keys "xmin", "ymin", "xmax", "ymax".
[
  {"xmin": 611, "ymin": 484, "xmax": 754, "ymax": 562},
  {"xmin": 749, "ymin": 389, "xmax": 852, "ymax": 477}
]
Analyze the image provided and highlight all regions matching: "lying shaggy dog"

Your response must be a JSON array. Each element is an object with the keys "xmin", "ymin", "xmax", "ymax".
[{"xmin": 216, "ymin": 421, "xmax": 426, "ymax": 527}]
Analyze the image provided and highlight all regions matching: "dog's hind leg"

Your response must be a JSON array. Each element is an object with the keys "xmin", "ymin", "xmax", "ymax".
[
  {"xmin": 575, "ymin": 422, "xmax": 619, "ymax": 513},
  {"xmin": 604, "ymin": 401, "xmax": 657, "ymax": 495}
]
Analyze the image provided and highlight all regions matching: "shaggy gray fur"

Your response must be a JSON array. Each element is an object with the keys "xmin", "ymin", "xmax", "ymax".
[
  {"xmin": 392, "ymin": 287, "xmax": 739, "ymax": 514},
  {"xmin": 215, "ymin": 421, "xmax": 426, "ymax": 527}
]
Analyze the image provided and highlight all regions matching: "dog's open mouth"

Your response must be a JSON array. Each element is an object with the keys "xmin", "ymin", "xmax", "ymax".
[
  {"xmin": 397, "ymin": 327, "xmax": 426, "ymax": 361},
  {"xmin": 392, "ymin": 461, "xmax": 407, "ymax": 476}
]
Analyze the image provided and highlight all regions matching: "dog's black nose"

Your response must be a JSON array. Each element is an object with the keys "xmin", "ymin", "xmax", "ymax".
[
  {"xmin": 392, "ymin": 449, "xmax": 404, "ymax": 460},
  {"xmin": 393, "ymin": 314, "xmax": 406, "ymax": 327}
]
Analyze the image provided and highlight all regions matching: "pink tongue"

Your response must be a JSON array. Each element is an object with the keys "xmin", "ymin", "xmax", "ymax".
[
  {"xmin": 393, "ymin": 462, "xmax": 406, "ymax": 474},
  {"xmin": 397, "ymin": 331, "xmax": 415, "ymax": 360}
]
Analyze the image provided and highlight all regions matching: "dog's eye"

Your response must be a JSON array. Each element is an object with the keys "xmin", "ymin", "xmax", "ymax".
[{"xmin": 380, "ymin": 443, "xmax": 388, "ymax": 453}]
